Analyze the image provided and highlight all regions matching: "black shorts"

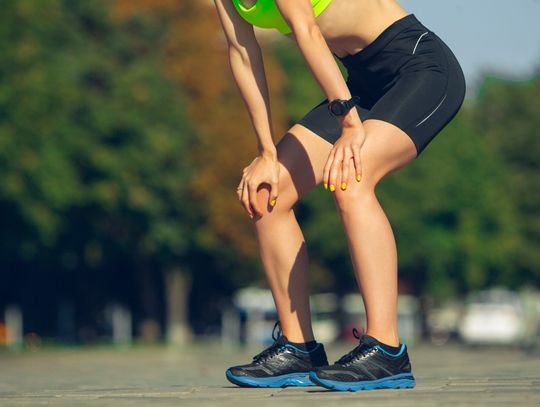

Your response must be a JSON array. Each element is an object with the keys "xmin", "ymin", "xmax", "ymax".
[{"xmin": 296, "ymin": 13, "xmax": 466, "ymax": 157}]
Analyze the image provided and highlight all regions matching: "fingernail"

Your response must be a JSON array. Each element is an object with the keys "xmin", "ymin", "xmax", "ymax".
[
  {"xmin": 356, "ymin": 175, "xmax": 362, "ymax": 182},
  {"xmin": 329, "ymin": 184, "xmax": 335, "ymax": 192},
  {"xmin": 324, "ymin": 183, "xmax": 328, "ymax": 190},
  {"xmin": 341, "ymin": 182, "xmax": 347, "ymax": 190},
  {"xmin": 270, "ymin": 199, "xmax": 276, "ymax": 206}
]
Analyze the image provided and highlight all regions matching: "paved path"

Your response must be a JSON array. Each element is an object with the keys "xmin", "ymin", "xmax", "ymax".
[{"xmin": 1, "ymin": 341, "xmax": 539, "ymax": 406}]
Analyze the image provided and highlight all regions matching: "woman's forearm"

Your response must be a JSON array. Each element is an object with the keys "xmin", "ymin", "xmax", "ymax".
[
  {"xmin": 293, "ymin": 25, "xmax": 363, "ymax": 130},
  {"xmin": 228, "ymin": 45, "xmax": 277, "ymax": 158}
]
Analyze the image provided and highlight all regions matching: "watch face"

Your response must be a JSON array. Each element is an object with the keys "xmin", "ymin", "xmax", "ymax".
[{"xmin": 329, "ymin": 101, "xmax": 346, "ymax": 116}]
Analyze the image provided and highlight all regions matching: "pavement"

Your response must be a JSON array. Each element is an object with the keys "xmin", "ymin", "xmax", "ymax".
[{"xmin": 0, "ymin": 340, "xmax": 539, "ymax": 406}]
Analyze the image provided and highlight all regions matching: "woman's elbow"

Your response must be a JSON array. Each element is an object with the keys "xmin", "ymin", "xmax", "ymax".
[{"xmin": 228, "ymin": 43, "xmax": 262, "ymax": 68}]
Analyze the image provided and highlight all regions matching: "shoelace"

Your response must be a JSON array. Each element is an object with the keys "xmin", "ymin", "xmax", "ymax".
[
  {"xmin": 251, "ymin": 320, "xmax": 288, "ymax": 364},
  {"xmin": 334, "ymin": 328, "xmax": 376, "ymax": 365}
]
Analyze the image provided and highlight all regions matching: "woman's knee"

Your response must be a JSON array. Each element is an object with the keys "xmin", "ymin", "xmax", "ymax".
[
  {"xmin": 252, "ymin": 125, "xmax": 330, "ymax": 218},
  {"xmin": 330, "ymin": 149, "xmax": 380, "ymax": 212},
  {"xmin": 253, "ymin": 161, "xmax": 298, "ymax": 216},
  {"xmin": 330, "ymin": 122, "xmax": 414, "ymax": 213},
  {"xmin": 332, "ymin": 176, "xmax": 378, "ymax": 214}
]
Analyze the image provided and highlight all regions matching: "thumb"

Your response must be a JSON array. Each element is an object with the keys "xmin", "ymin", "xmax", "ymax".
[{"xmin": 269, "ymin": 179, "xmax": 279, "ymax": 207}]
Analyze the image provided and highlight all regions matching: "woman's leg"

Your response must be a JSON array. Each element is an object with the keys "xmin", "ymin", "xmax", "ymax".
[
  {"xmin": 250, "ymin": 123, "xmax": 333, "ymax": 343},
  {"xmin": 331, "ymin": 119, "xmax": 418, "ymax": 347}
]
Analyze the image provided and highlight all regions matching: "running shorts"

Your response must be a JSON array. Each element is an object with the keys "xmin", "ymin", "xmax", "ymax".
[{"xmin": 295, "ymin": 13, "xmax": 466, "ymax": 157}]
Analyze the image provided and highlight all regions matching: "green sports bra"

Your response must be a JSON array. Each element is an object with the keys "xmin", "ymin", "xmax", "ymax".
[{"xmin": 231, "ymin": 0, "xmax": 334, "ymax": 35}]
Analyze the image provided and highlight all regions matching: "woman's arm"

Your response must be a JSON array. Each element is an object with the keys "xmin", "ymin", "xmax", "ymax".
[
  {"xmin": 213, "ymin": 0, "xmax": 277, "ymax": 159},
  {"xmin": 214, "ymin": 0, "xmax": 282, "ymax": 219},
  {"xmin": 275, "ymin": 0, "xmax": 365, "ymax": 191},
  {"xmin": 274, "ymin": 0, "xmax": 363, "ymax": 131}
]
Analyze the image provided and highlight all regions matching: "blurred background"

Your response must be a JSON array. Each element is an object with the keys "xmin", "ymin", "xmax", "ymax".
[{"xmin": 1, "ymin": 0, "xmax": 540, "ymax": 355}]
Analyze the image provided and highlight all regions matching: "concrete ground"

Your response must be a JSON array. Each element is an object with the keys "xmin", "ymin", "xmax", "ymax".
[{"xmin": 0, "ymin": 340, "xmax": 539, "ymax": 406}]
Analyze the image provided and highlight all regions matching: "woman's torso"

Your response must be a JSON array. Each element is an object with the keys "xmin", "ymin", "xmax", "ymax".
[
  {"xmin": 303, "ymin": 0, "xmax": 410, "ymax": 58},
  {"xmin": 236, "ymin": 0, "xmax": 410, "ymax": 59}
]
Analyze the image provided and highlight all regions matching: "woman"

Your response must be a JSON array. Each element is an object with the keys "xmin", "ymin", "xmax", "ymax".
[{"xmin": 213, "ymin": 0, "xmax": 466, "ymax": 391}]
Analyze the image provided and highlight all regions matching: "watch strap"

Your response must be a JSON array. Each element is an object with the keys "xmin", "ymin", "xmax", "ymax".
[{"xmin": 345, "ymin": 95, "xmax": 361, "ymax": 109}]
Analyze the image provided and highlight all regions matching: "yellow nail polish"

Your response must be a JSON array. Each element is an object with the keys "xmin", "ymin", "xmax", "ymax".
[
  {"xmin": 356, "ymin": 175, "xmax": 362, "ymax": 182},
  {"xmin": 341, "ymin": 182, "xmax": 347, "ymax": 190},
  {"xmin": 329, "ymin": 184, "xmax": 335, "ymax": 191},
  {"xmin": 270, "ymin": 199, "xmax": 276, "ymax": 206},
  {"xmin": 324, "ymin": 183, "xmax": 328, "ymax": 190}
]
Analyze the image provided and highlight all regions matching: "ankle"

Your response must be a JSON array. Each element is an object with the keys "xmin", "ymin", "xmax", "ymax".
[
  {"xmin": 365, "ymin": 331, "xmax": 400, "ymax": 347},
  {"xmin": 284, "ymin": 334, "xmax": 315, "ymax": 344},
  {"xmin": 280, "ymin": 327, "xmax": 315, "ymax": 344}
]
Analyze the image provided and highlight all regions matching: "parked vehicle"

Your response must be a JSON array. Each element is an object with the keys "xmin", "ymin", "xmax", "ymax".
[{"xmin": 458, "ymin": 288, "xmax": 524, "ymax": 345}]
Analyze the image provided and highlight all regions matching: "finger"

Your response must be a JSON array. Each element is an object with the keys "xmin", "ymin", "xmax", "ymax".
[
  {"xmin": 248, "ymin": 181, "xmax": 262, "ymax": 217},
  {"xmin": 341, "ymin": 147, "xmax": 353, "ymax": 190},
  {"xmin": 241, "ymin": 181, "xmax": 253, "ymax": 219},
  {"xmin": 322, "ymin": 149, "xmax": 335, "ymax": 190},
  {"xmin": 351, "ymin": 144, "xmax": 362, "ymax": 182},
  {"xmin": 236, "ymin": 179, "xmax": 245, "ymax": 199},
  {"xmin": 329, "ymin": 148, "xmax": 343, "ymax": 192},
  {"xmin": 269, "ymin": 177, "xmax": 279, "ymax": 207}
]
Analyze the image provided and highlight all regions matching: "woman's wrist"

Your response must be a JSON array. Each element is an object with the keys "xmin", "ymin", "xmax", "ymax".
[
  {"xmin": 338, "ymin": 107, "xmax": 363, "ymax": 129},
  {"xmin": 259, "ymin": 147, "xmax": 277, "ymax": 160},
  {"xmin": 340, "ymin": 114, "xmax": 366, "ymax": 142}
]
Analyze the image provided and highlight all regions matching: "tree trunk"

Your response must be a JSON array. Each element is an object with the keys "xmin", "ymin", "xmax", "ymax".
[{"xmin": 165, "ymin": 267, "xmax": 193, "ymax": 345}]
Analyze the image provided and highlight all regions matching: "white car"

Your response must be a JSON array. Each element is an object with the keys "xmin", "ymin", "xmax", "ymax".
[{"xmin": 459, "ymin": 288, "xmax": 524, "ymax": 345}]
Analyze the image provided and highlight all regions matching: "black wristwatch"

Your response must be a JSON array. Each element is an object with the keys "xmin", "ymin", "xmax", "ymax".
[{"xmin": 328, "ymin": 95, "xmax": 361, "ymax": 117}]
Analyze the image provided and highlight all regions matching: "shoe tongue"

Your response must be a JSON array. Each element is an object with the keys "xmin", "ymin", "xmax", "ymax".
[{"xmin": 358, "ymin": 334, "xmax": 380, "ymax": 347}]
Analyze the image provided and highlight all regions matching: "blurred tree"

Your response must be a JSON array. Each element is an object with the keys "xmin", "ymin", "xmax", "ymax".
[
  {"xmin": 0, "ymin": 0, "xmax": 196, "ymax": 340},
  {"xmin": 378, "ymin": 115, "xmax": 521, "ymax": 300},
  {"xmin": 112, "ymin": 1, "xmax": 292, "ymax": 334},
  {"xmin": 271, "ymin": 39, "xmax": 328, "ymax": 125},
  {"xmin": 1, "ymin": 0, "xmax": 537, "ymax": 341},
  {"xmin": 113, "ymin": 1, "xmax": 288, "ymax": 260},
  {"xmin": 470, "ymin": 72, "xmax": 540, "ymax": 285}
]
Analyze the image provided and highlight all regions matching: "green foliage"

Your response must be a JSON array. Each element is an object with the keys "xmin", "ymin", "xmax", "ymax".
[
  {"xmin": 298, "ymin": 188, "xmax": 356, "ymax": 293},
  {"xmin": 1, "ymin": 0, "xmax": 539, "ymax": 332},
  {"xmin": 470, "ymin": 74, "xmax": 540, "ymax": 282},
  {"xmin": 378, "ymin": 114, "xmax": 520, "ymax": 299},
  {"xmin": 0, "ymin": 0, "xmax": 195, "ymax": 272},
  {"xmin": 271, "ymin": 39, "xmax": 333, "ymax": 123}
]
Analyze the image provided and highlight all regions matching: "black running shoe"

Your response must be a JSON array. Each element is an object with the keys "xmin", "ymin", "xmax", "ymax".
[
  {"xmin": 309, "ymin": 328, "xmax": 416, "ymax": 391},
  {"xmin": 225, "ymin": 321, "xmax": 329, "ymax": 388}
]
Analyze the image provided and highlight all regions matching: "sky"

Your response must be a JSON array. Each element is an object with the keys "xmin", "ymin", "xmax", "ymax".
[{"xmin": 400, "ymin": 0, "xmax": 540, "ymax": 97}]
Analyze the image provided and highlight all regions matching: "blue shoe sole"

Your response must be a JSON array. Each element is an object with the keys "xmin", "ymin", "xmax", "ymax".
[
  {"xmin": 309, "ymin": 371, "xmax": 416, "ymax": 391},
  {"xmin": 226, "ymin": 369, "xmax": 315, "ymax": 388}
]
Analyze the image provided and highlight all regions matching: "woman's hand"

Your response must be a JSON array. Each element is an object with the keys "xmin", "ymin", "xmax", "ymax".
[
  {"xmin": 236, "ymin": 153, "xmax": 280, "ymax": 219},
  {"xmin": 323, "ymin": 125, "xmax": 366, "ymax": 191}
]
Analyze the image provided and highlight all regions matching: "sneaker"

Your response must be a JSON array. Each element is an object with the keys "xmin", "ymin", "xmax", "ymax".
[
  {"xmin": 225, "ymin": 320, "xmax": 329, "ymax": 388},
  {"xmin": 309, "ymin": 328, "xmax": 416, "ymax": 391}
]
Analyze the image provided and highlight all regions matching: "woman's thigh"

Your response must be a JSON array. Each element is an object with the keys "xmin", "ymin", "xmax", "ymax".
[
  {"xmin": 293, "ymin": 98, "xmax": 419, "ymax": 192},
  {"xmin": 332, "ymin": 118, "xmax": 417, "ymax": 205}
]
